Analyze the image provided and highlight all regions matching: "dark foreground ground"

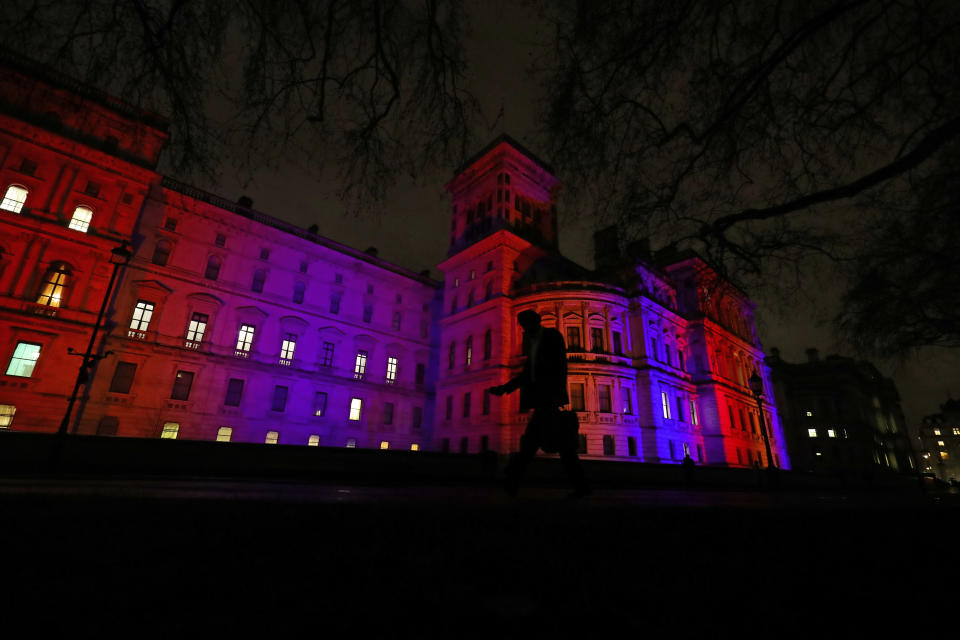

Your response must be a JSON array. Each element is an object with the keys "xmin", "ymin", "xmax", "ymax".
[{"xmin": 2, "ymin": 474, "xmax": 958, "ymax": 636}]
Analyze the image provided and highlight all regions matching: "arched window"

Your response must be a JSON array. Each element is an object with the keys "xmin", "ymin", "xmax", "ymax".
[
  {"xmin": 293, "ymin": 281, "xmax": 305, "ymax": 304},
  {"xmin": 251, "ymin": 269, "xmax": 266, "ymax": 293},
  {"xmin": 484, "ymin": 329, "xmax": 492, "ymax": 360},
  {"xmin": 0, "ymin": 185, "xmax": 28, "ymax": 213},
  {"xmin": 36, "ymin": 263, "xmax": 70, "ymax": 307},
  {"xmin": 204, "ymin": 255, "xmax": 221, "ymax": 280},
  {"xmin": 152, "ymin": 240, "xmax": 172, "ymax": 266},
  {"xmin": 465, "ymin": 336, "xmax": 473, "ymax": 366},
  {"xmin": 68, "ymin": 206, "xmax": 93, "ymax": 233}
]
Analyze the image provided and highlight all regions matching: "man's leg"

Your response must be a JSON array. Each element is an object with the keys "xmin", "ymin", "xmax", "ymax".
[
  {"xmin": 559, "ymin": 446, "xmax": 589, "ymax": 494},
  {"xmin": 504, "ymin": 414, "xmax": 541, "ymax": 495}
]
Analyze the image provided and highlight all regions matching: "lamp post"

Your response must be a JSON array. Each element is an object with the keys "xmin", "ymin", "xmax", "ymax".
[
  {"xmin": 748, "ymin": 370, "xmax": 777, "ymax": 470},
  {"xmin": 57, "ymin": 241, "xmax": 133, "ymax": 437}
]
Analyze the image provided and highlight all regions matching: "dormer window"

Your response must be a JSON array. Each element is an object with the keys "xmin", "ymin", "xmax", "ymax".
[
  {"xmin": 68, "ymin": 206, "xmax": 93, "ymax": 233},
  {"xmin": 1, "ymin": 185, "xmax": 28, "ymax": 213}
]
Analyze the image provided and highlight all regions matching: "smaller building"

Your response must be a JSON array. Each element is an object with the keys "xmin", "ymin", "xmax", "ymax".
[
  {"xmin": 917, "ymin": 399, "xmax": 960, "ymax": 483},
  {"xmin": 767, "ymin": 348, "xmax": 915, "ymax": 475}
]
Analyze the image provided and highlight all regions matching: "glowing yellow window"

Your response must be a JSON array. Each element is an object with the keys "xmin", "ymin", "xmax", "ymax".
[
  {"xmin": 1, "ymin": 185, "xmax": 28, "ymax": 213},
  {"xmin": 68, "ymin": 205, "xmax": 93, "ymax": 233},
  {"xmin": 307, "ymin": 435, "xmax": 320, "ymax": 446},
  {"xmin": 349, "ymin": 398, "xmax": 363, "ymax": 421},
  {"xmin": 934, "ymin": 429, "xmax": 942, "ymax": 435},
  {"xmin": 805, "ymin": 411, "xmax": 813, "ymax": 417},
  {"xmin": 937, "ymin": 440, "xmax": 945, "ymax": 447},
  {"xmin": 410, "ymin": 443, "xmax": 420, "ymax": 451},
  {"xmin": 379, "ymin": 441, "xmax": 390, "ymax": 450},
  {"xmin": 160, "ymin": 422, "xmax": 179, "ymax": 439},
  {"xmin": 265, "ymin": 430, "xmax": 279, "ymax": 444},
  {"xmin": 0, "ymin": 404, "xmax": 15, "ymax": 428},
  {"xmin": 807, "ymin": 428, "xmax": 817, "ymax": 437},
  {"xmin": 827, "ymin": 429, "xmax": 836, "ymax": 438},
  {"xmin": 216, "ymin": 426, "xmax": 232, "ymax": 442},
  {"xmin": 345, "ymin": 438, "xmax": 357, "ymax": 448}
]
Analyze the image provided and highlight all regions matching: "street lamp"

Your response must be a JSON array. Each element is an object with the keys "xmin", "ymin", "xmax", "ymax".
[
  {"xmin": 748, "ymin": 370, "xmax": 777, "ymax": 470},
  {"xmin": 57, "ymin": 241, "xmax": 133, "ymax": 437}
]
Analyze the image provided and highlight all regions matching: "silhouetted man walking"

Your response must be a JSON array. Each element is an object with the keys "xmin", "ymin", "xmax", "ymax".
[{"xmin": 489, "ymin": 310, "xmax": 589, "ymax": 498}]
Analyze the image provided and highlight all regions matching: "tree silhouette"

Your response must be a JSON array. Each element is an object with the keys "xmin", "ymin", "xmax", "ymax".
[
  {"xmin": 1, "ymin": 0, "xmax": 480, "ymax": 206},
  {"xmin": 538, "ymin": 0, "xmax": 960, "ymax": 354}
]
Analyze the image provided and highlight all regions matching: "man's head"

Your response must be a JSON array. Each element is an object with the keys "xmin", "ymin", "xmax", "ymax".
[{"xmin": 517, "ymin": 309, "xmax": 541, "ymax": 332}]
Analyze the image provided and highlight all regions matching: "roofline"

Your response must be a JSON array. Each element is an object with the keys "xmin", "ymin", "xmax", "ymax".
[
  {"xmin": 0, "ymin": 46, "xmax": 170, "ymax": 131},
  {"xmin": 160, "ymin": 176, "xmax": 441, "ymax": 288},
  {"xmin": 452, "ymin": 133, "xmax": 555, "ymax": 177}
]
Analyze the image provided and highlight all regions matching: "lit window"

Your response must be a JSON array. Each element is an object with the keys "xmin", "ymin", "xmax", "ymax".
[
  {"xmin": 815, "ymin": 451, "xmax": 823, "ymax": 456},
  {"xmin": 349, "ymin": 398, "xmax": 363, "ymax": 421},
  {"xmin": 808, "ymin": 428, "xmax": 818, "ymax": 437},
  {"xmin": 1, "ymin": 185, "xmax": 28, "ymax": 213},
  {"xmin": 661, "ymin": 391, "xmax": 671, "ymax": 419},
  {"xmin": 36, "ymin": 264, "xmax": 70, "ymax": 307},
  {"xmin": 937, "ymin": 440, "xmax": 945, "ymax": 447},
  {"xmin": 942, "ymin": 452, "xmax": 950, "ymax": 460},
  {"xmin": 933, "ymin": 429, "xmax": 941, "ymax": 436},
  {"xmin": 313, "ymin": 391, "xmax": 327, "ymax": 417},
  {"xmin": 380, "ymin": 441, "xmax": 389, "ymax": 450},
  {"xmin": 454, "ymin": 278, "xmax": 460, "ymax": 288},
  {"xmin": 470, "ymin": 270, "xmax": 476, "ymax": 280},
  {"xmin": 0, "ymin": 404, "xmax": 15, "ymax": 428},
  {"xmin": 354, "ymin": 350, "xmax": 368, "ymax": 379},
  {"xmin": 235, "ymin": 324, "xmax": 255, "ymax": 355},
  {"xmin": 129, "ymin": 300, "xmax": 154, "ymax": 335},
  {"xmin": 216, "ymin": 427, "xmax": 233, "ymax": 442},
  {"xmin": 346, "ymin": 438, "xmax": 357, "ymax": 448},
  {"xmin": 308, "ymin": 435, "xmax": 320, "ymax": 446},
  {"xmin": 465, "ymin": 336, "xmax": 473, "ymax": 366},
  {"xmin": 954, "ymin": 428, "xmax": 960, "ymax": 436},
  {"xmin": 690, "ymin": 400, "xmax": 699, "ymax": 425},
  {"xmin": 805, "ymin": 411, "xmax": 813, "ymax": 417},
  {"xmin": 160, "ymin": 422, "xmax": 179, "ymax": 439},
  {"xmin": 279, "ymin": 334, "xmax": 297, "ymax": 365},
  {"xmin": 386, "ymin": 356, "xmax": 398, "ymax": 384},
  {"xmin": 265, "ymin": 430, "xmax": 279, "ymax": 444},
  {"xmin": 5, "ymin": 342, "xmax": 41, "ymax": 377},
  {"xmin": 827, "ymin": 429, "xmax": 836, "ymax": 438},
  {"xmin": 185, "ymin": 312, "xmax": 208, "ymax": 346},
  {"xmin": 68, "ymin": 206, "xmax": 93, "ymax": 232},
  {"xmin": 410, "ymin": 443, "xmax": 419, "ymax": 451}
]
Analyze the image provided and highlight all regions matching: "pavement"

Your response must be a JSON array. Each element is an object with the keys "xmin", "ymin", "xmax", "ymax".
[{"xmin": 2, "ymin": 475, "xmax": 957, "ymax": 634}]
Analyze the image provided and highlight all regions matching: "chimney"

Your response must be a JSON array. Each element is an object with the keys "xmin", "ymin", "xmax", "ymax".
[
  {"xmin": 237, "ymin": 195, "xmax": 253, "ymax": 208},
  {"xmin": 806, "ymin": 348, "xmax": 819, "ymax": 363},
  {"xmin": 593, "ymin": 225, "xmax": 620, "ymax": 270},
  {"xmin": 364, "ymin": 246, "xmax": 379, "ymax": 258}
]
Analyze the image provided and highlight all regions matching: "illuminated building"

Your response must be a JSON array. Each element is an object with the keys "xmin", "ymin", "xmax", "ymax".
[
  {"xmin": 766, "ymin": 348, "xmax": 915, "ymax": 475},
  {"xmin": 917, "ymin": 399, "xmax": 960, "ymax": 483},
  {"xmin": 0, "ymin": 50, "xmax": 167, "ymax": 432},
  {"xmin": 1, "ymin": 55, "xmax": 789, "ymax": 467}
]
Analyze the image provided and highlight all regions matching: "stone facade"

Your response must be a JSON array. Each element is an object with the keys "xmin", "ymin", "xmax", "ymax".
[
  {"xmin": 917, "ymin": 399, "xmax": 960, "ymax": 483},
  {"xmin": 1, "ymin": 57, "xmax": 789, "ymax": 467}
]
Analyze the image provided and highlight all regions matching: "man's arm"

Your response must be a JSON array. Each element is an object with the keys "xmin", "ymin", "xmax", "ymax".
[{"xmin": 490, "ymin": 369, "xmax": 527, "ymax": 396}]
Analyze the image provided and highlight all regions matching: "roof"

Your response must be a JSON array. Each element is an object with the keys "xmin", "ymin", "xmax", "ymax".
[{"xmin": 453, "ymin": 133, "xmax": 555, "ymax": 177}]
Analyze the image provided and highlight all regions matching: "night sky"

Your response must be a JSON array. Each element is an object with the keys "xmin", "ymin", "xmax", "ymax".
[{"xmin": 182, "ymin": 1, "xmax": 959, "ymax": 432}]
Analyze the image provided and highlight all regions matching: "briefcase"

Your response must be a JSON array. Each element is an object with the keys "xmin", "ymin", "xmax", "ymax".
[{"xmin": 538, "ymin": 409, "xmax": 580, "ymax": 454}]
